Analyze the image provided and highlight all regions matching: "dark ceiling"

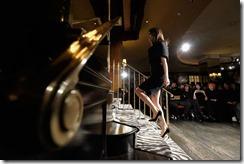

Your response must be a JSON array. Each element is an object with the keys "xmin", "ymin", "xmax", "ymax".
[{"xmin": 70, "ymin": 0, "xmax": 240, "ymax": 73}]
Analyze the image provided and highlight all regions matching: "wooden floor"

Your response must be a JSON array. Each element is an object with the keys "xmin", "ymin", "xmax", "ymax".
[{"xmin": 168, "ymin": 120, "xmax": 240, "ymax": 160}]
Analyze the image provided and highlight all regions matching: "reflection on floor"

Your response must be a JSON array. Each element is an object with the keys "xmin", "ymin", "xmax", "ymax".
[{"xmin": 169, "ymin": 120, "xmax": 240, "ymax": 160}]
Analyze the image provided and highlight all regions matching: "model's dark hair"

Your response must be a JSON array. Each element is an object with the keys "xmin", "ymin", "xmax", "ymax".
[{"xmin": 149, "ymin": 27, "xmax": 165, "ymax": 44}]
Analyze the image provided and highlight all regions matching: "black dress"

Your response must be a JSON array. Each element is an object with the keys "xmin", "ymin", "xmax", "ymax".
[{"xmin": 138, "ymin": 41, "xmax": 169, "ymax": 95}]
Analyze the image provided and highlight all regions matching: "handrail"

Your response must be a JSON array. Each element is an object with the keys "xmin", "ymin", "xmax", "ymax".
[
  {"xmin": 40, "ymin": 17, "xmax": 120, "ymax": 147},
  {"xmin": 126, "ymin": 63, "xmax": 174, "ymax": 96},
  {"xmin": 72, "ymin": 17, "xmax": 102, "ymax": 27},
  {"xmin": 126, "ymin": 64, "xmax": 148, "ymax": 78},
  {"xmin": 52, "ymin": 17, "xmax": 119, "ymax": 73},
  {"xmin": 42, "ymin": 17, "xmax": 120, "ymax": 111},
  {"xmin": 120, "ymin": 61, "xmax": 173, "ymax": 125},
  {"xmin": 162, "ymin": 88, "xmax": 174, "ymax": 97}
]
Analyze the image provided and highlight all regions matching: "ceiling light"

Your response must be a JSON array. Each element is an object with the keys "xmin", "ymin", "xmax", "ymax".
[
  {"xmin": 181, "ymin": 42, "xmax": 191, "ymax": 52},
  {"xmin": 228, "ymin": 65, "xmax": 235, "ymax": 70},
  {"xmin": 220, "ymin": 67, "xmax": 224, "ymax": 71},
  {"xmin": 145, "ymin": 20, "xmax": 149, "ymax": 24},
  {"xmin": 122, "ymin": 59, "xmax": 127, "ymax": 67}
]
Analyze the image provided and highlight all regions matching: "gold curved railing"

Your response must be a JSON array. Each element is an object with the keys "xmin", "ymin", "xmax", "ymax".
[
  {"xmin": 43, "ymin": 17, "xmax": 119, "ymax": 105},
  {"xmin": 39, "ymin": 17, "xmax": 119, "ymax": 148},
  {"xmin": 52, "ymin": 17, "xmax": 119, "ymax": 81}
]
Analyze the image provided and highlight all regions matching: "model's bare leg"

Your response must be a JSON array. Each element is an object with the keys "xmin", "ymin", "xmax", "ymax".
[
  {"xmin": 151, "ymin": 90, "xmax": 168, "ymax": 133},
  {"xmin": 149, "ymin": 95, "xmax": 161, "ymax": 119},
  {"xmin": 135, "ymin": 87, "xmax": 159, "ymax": 116},
  {"xmin": 150, "ymin": 90, "xmax": 163, "ymax": 112}
]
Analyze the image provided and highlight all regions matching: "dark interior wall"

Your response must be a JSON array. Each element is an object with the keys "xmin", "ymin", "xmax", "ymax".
[{"xmin": 89, "ymin": 0, "xmax": 146, "ymax": 41}]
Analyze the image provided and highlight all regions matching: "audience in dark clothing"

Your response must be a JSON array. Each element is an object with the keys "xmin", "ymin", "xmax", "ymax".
[
  {"xmin": 168, "ymin": 81, "xmax": 240, "ymax": 123},
  {"xmin": 205, "ymin": 83, "xmax": 219, "ymax": 121},
  {"xmin": 180, "ymin": 84, "xmax": 194, "ymax": 120},
  {"xmin": 220, "ymin": 83, "xmax": 240, "ymax": 122},
  {"xmin": 169, "ymin": 82, "xmax": 183, "ymax": 119}
]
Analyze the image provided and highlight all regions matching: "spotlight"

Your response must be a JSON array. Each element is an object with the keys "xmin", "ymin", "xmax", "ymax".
[
  {"xmin": 121, "ymin": 71, "xmax": 128, "ymax": 79},
  {"xmin": 181, "ymin": 42, "xmax": 191, "ymax": 52}
]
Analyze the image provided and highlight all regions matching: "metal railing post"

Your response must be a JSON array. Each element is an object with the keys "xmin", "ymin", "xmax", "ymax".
[
  {"xmin": 162, "ymin": 88, "xmax": 173, "ymax": 126},
  {"xmin": 117, "ymin": 63, "xmax": 120, "ymax": 98},
  {"xmin": 112, "ymin": 60, "xmax": 115, "ymax": 98},
  {"xmin": 133, "ymin": 71, "xmax": 136, "ymax": 110},
  {"xmin": 160, "ymin": 92, "xmax": 163, "ymax": 111},
  {"xmin": 122, "ymin": 75, "xmax": 125, "ymax": 105},
  {"xmin": 150, "ymin": 108, "xmax": 152, "ymax": 118},
  {"xmin": 138, "ymin": 74, "xmax": 141, "ymax": 119},
  {"xmin": 143, "ymin": 77, "xmax": 146, "ymax": 118},
  {"xmin": 128, "ymin": 68, "xmax": 130, "ymax": 105},
  {"xmin": 165, "ymin": 92, "xmax": 169, "ymax": 125}
]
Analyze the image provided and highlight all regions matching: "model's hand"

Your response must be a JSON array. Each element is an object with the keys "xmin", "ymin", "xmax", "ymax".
[{"xmin": 163, "ymin": 77, "xmax": 170, "ymax": 87}]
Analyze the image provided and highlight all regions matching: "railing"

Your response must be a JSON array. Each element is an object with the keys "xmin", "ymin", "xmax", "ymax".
[
  {"xmin": 113, "ymin": 60, "xmax": 174, "ymax": 125},
  {"xmin": 41, "ymin": 17, "xmax": 120, "ymax": 149}
]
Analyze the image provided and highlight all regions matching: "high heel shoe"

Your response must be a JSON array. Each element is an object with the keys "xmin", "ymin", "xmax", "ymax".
[
  {"xmin": 149, "ymin": 111, "xmax": 162, "ymax": 121},
  {"xmin": 161, "ymin": 128, "xmax": 170, "ymax": 138}
]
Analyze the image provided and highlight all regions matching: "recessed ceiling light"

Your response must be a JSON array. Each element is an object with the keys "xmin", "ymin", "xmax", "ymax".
[
  {"xmin": 181, "ymin": 42, "xmax": 191, "ymax": 52},
  {"xmin": 145, "ymin": 20, "xmax": 149, "ymax": 24}
]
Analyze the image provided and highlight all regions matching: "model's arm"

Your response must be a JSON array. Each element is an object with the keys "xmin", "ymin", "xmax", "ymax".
[{"xmin": 160, "ymin": 57, "xmax": 170, "ymax": 87}]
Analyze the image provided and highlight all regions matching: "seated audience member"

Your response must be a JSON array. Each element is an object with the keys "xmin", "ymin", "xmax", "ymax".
[
  {"xmin": 169, "ymin": 82, "xmax": 183, "ymax": 119},
  {"xmin": 221, "ymin": 82, "xmax": 239, "ymax": 122},
  {"xmin": 193, "ymin": 83, "xmax": 208, "ymax": 102},
  {"xmin": 216, "ymin": 83, "xmax": 225, "ymax": 121},
  {"xmin": 205, "ymin": 82, "xmax": 218, "ymax": 121},
  {"xmin": 202, "ymin": 82, "xmax": 208, "ymax": 91},
  {"xmin": 180, "ymin": 84, "xmax": 194, "ymax": 120},
  {"xmin": 179, "ymin": 84, "xmax": 185, "ymax": 92},
  {"xmin": 229, "ymin": 83, "xmax": 240, "ymax": 122},
  {"xmin": 190, "ymin": 82, "xmax": 196, "ymax": 91},
  {"xmin": 236, "ymin": 102, "xmax": 240, "ymax": 123},
  {"xmin": 192, "ymin": 83, "xmax": 208, "ymax": 122}
]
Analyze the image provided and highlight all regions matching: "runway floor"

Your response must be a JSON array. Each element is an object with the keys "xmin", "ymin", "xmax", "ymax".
[
  {"xmin": 111, "ymin": 103, "xmax": 192, "ymax": 160},
  {"xmin": 168, "ymin": 120, "xmax": 240, "ymax": 160}
]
